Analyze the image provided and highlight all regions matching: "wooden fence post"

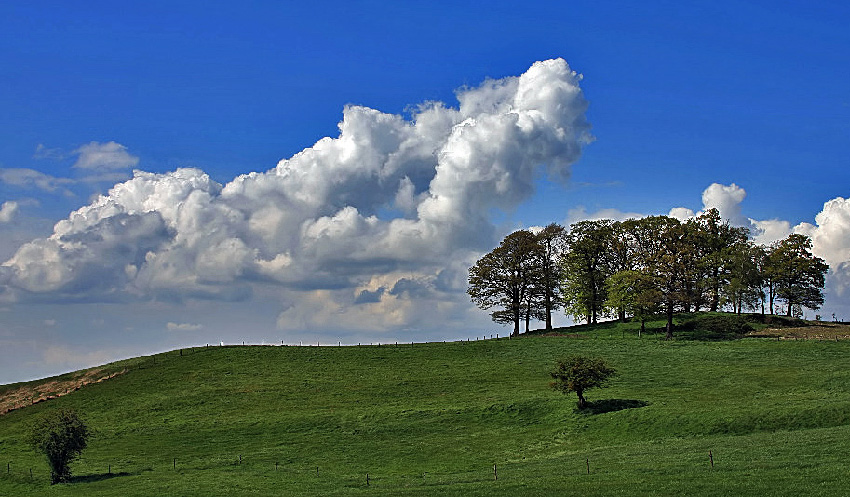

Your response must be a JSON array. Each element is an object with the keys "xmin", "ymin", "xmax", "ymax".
[
  {"xmin": 366, "ymin": 473, "xmax": 370, "ymax": 486},
  {"xmin": 494, "ymin": 463, "xmax": 497, "ymax": 480},
  {"xmin": 709, "ymin": 450, "xmax": 714, "ymax": 469},
  {"xmin": 586, "ymin": 458, "xmax": 590, "ymax": 474}
]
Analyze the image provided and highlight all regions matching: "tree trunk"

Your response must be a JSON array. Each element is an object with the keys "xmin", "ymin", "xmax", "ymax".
[
  {"xmin": 640, "ymin": 319, "xmax": 645, "ymax": 337},
  {"xmin": 576, "ymin": 389, "xmax": 586, "ymax": 409},
  {"xmin": 525, "ymin": 307, "xmax": 530, "ymax": 334},
  {"xmin": 619, "ymin": 308, "xmax": 626, "ymax": 322},
  {"xmin": 665, "ymin": 302, "xmax": 674, "ymax": 340},
  {"xmin": 710, "ymin": 268, "xmax": 720, "ymax": 312}
]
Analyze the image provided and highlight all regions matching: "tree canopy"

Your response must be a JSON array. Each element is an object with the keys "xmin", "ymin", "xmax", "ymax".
[{"xmin": 468, "ymin": 210, "xmax": 829, "ymax": 338}]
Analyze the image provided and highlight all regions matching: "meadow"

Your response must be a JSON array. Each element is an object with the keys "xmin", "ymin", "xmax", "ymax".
[{"xmin": 2, "ymin": 314, "xmax": 850, "ymax": 496}]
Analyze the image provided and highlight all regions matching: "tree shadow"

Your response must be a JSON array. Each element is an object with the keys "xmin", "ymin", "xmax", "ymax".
[
  {"xmin": 576, "ymin": 399, "xmax": 649, "ymax": 415},
  {"xmin": 68, "ymin": 471, "xmax": 134, "ymax": 484}
]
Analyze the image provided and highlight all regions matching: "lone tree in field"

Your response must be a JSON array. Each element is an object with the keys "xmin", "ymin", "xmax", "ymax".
[
  {"xmin": 29, "ymin": 408, "xmax": 90, "ymax": 484},
  {"xmin": 550, "ymin": 356, "xmax": 616, "ymax": 409}
]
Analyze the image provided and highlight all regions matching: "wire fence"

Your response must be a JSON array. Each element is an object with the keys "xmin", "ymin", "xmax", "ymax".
[{"xmin": 1, "ymin": 449, "xmax": 724, "ymax": 490}]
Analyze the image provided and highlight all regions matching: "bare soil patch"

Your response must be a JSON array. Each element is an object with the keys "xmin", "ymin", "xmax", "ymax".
[
  {"xmin": 748, "ymin": 323, "xmax": 850, "ymax": 340},
  {"xmin": 0, "ymin": 368, "xmax": 126, "ymax": 416}
]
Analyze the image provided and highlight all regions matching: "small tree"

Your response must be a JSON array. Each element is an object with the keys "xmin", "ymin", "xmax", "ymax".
[
  {"xmin": 550, "ymin": 356, "xmax": 616, "ymax": 409},
  {"xmin": 29, "ymin": 409, "xmax": 90, "ymax": 484}
]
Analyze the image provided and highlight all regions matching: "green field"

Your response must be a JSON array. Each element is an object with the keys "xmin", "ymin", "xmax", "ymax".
[{"xmin": 2, "ymin": 314, "xmax": 850, "ymax": 496}]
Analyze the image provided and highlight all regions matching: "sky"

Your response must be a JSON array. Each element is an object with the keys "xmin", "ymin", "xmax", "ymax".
[{"xmin": 1, "ymin": 1, "xmax": 849, "ymax": 384}]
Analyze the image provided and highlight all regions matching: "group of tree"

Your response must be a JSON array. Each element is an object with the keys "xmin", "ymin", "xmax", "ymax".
[{"xmin": 468, "ymin": 209, "xmax": 829, "ymax": 339}]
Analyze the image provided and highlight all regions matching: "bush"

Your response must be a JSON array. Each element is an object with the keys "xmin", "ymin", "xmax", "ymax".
[
  {"xmin": 550, "ymin": 356, "xmax": 616, "ymax": 409},
  {"xmin": 28, "ymin": 408, "xmax": 90, "ymax": 484}
]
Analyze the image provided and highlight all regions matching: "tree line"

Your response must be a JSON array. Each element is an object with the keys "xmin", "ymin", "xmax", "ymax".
[{"xmin": 467, "ymin": 209, "xmax": 829, "ymax": 339}]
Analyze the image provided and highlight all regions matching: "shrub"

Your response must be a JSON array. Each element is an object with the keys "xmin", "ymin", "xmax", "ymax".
[
  {"xmin": 550, "ymin": 356, "xmax": 616, "ymax": 409},
  {"xmin": 28, "ymin": 408, "xmax": 90, "ymax": 484}
]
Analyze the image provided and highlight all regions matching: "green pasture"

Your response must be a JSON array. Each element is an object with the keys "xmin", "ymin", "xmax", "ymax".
[{"xmin": 2, "ymin": 314, "xmax": 849, "ymax": 495}]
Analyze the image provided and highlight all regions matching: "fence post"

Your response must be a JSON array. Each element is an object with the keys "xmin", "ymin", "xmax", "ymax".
[
  {"xmin": 366, "ymin": 473, "xmax": 370, "ymax": 486},
  {"xmin": 586, "ymin": 458, "xmax": 590, "ymax": 474},
  {"xmin": 709, "ymin": 450, "xmax": 714, "ymax": 469},
  {"xmin": 173, "ymin": 458, "xmax": 176, "ymax": 470},
  {"xmin": 494, "ymin": 463, "xmax": 497, "ymax": 480}
]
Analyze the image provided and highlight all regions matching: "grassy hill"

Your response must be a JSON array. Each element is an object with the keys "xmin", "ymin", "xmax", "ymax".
[{"xmin": 2, "ymin": 313, "xmax": 850, "ymax": 496}]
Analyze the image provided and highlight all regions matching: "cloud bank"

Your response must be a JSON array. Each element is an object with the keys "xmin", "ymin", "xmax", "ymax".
[{"xmin": 1, "ymin": 59, "xmax": 592, "ymax": 331}]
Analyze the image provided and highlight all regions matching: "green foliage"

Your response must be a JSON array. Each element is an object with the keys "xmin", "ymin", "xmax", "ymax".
[
  {"xmin": 769, "ymin": 234, "xmax": 829, "ymax": 315},
  {"xmin": 560, "ymin": 220, "xmax": 615, "ymax": 324},
  {"xmin": 550, "ymin": 355, "xmax": 616, "ymax": 408},
  {"xmin": 28, "ymin": 408, "xmax": 90, "ymax": 484}
]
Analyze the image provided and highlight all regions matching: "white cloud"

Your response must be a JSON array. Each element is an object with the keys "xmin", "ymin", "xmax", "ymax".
[
  {"xmin": 0, "ymin": 201, "xmax": 18, "ymax": 223},
  {"xmin": 667, "ymin": 207, "xmax": 695, "ymax": 222},
  {"xmin": 167, "ymin": 322, "xmax": 203, "ymax": 331},
  {"xmin": 0, "ymin": 59, "xmax": 592, "ymax": 335},
  {"xmin": 0, "ymin": 168, "xmax": 74, "ymax": 194},
  {"xmin": 566, "ymin": 206, "xmax": 644, "ymax": 226},
  {"xmin": 794, "ymin": 196, "xmax": 850, "ymax": 269},
  {"xmin": 669, "ymin": 182, "xmax": 792, "ymax": 244},
  {"xmin": 701, "ymin": 183, "xmax": 748, "ymax": 226},
  {"xmin": 72, "ymin": 141, "xmax": 140, "ymax": 171}
]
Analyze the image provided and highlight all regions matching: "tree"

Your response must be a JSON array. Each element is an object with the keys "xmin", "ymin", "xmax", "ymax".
[
  {"xmin": 550, "ymin": 356, "xmax": 616, "ymax": 409},
  {"xmin": 561, "ymin": 220, "xmax": 615, "ymax": 324},
  {"xmin": 605, "ymin": 270, "xmax": 662, "ymax": 336},
  {"xmin": 723, "ymin": 240, "xmax": 764, "ymax": 314},
  {"xmin": 29, "ymin": 409, "xmax": 91, "ymax": 484},
  {"xmin": 535, "ymin": 223, "xmax": 567, "ymax": 331},
  {"xmin": 468, "ymin": 230, "xmax": 542, "ymax": 336},
  {"xmin": 770, "ymin": 234, "xmax": 829, "ymax": 316},
  {"xmin": 692, "ymin": 209, "xmax": 750, "ymax": 312}
]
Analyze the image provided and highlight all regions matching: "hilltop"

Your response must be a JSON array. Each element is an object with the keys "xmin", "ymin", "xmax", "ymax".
[{"xmin": 2, "ymin": 313, "xmax": 850, "ymax": 496}]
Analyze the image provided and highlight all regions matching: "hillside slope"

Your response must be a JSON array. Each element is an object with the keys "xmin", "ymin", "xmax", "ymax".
[{"xmin": 2, "ymin": 316, "xmax": 850, "ymax": 496}]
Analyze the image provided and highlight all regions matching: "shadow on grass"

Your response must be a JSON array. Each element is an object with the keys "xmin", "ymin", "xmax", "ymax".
[
  {"xmin": 68, "ymin": 471, "xmax": 134, "ymax": 484},
  {"xmin": 576, "ymin": 399, "xmax": 649, "ymax": 415}
]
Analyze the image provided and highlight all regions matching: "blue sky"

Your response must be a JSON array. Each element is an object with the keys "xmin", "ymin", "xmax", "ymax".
[{"xmin": 1, "ymin": 1, "xmax": 849, "ymax": 384}]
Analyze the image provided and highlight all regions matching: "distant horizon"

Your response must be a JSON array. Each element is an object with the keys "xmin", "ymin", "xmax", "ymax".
[{"xmin": 2, "ymin": 1, "xmax": 849, "ymax": 384}]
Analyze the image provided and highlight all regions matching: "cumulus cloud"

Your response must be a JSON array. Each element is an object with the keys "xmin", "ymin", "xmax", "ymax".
[
  {"xmin": 0, "ymin": 201, "xmax": 18, "ymax": 223},
  {"xmin": 669, "ymin": 182, "xmax": 791, "ymax": 245},
  {"xmin": 794, "ymin": 196, "xmax": 850, "ymax": 269},
  {"xmin": 72, "ymin": 141, "xmax": 140, "ymax": 171},
  {"xmin": 1, "ymin": 59, "xmax": 592, "ymax": 332}
]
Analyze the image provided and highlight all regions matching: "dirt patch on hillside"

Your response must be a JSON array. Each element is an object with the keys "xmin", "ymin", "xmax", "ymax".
[
  {"xmin": 0, "ymin": 368, "xmax": 126, "ymax": 416},
  {"xmin": 748, "ymin": 323, "xmax": 850, "ymax": 340}
]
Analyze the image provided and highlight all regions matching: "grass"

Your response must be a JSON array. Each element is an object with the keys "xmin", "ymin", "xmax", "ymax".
[{"xmin": 2, "ymin": 313, "xmax": 850, "ymax": 495}]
